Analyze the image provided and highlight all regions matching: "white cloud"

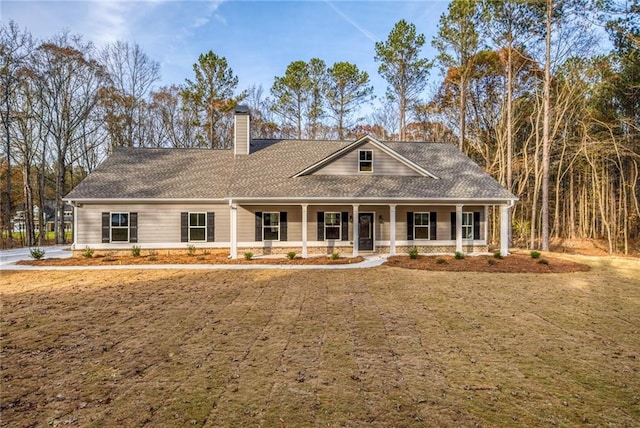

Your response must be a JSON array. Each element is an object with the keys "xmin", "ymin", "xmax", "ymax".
[{"xmin": 87, "ymin": 1, "xmax": 134, "ymax": 45}]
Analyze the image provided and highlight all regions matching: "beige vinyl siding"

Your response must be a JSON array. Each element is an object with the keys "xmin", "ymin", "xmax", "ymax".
[
  {"xmin": 308, "ymin": 206, "xmax": 353, "ymax": 241},
  {"xmin": 234, "ymin": 113, "xmax": 250, "ymax": 155},
  {"xmin": 312, "ymin": 142, "xmax": 419, "ymax": 176},
  {"xmin": 238, "ymin": 206, "xmax": 302, "ymax": 242},
  {"xmin": 396, "ymin": 205, "xmax": 485, "ymax": 241},
  {"xmin": 75, "ymin": 203, "xmax": 230, "ymax": 245}
]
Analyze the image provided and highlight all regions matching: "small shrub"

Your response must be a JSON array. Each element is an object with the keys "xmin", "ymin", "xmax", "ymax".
[
  {"xmin": 82, "ymin": 246, "xmax": 94, "ymax": 258},
  {"xmin": 408, "ymin": 247, "xmax": 419, "ymax": 259},
  {"xmin": 537, "ymin": 258, "xmax": 549, "ymax": 265},
  {"xmin": 131, "ymin": 245, "xmax": 141, "ymax": 257},
  {"xmin": 330, "ymin": 252, "xmax": 340, "ymax": 260},
  {"xmin": 286, "ymin": 251, "xmax": 296, "ymax": 260},
  {"xmin": 203, "ymin": 249, "xmax": 210, "ymax": 255},
  {"xmin": 102, "ymin": 255, "xmax": 116, "ymax": 262},
  {"xmin": 197, "ymin": 255, "xmax": 205, "ymax": 261},
  {"xmin": 148, "ymin": 255, "xmax": 157, "ymax": 262},
  {"xmin": 435, "ymin": 257, "xmax": 447, "ymax": 265},
  {"xmin": 530, "ymin": 250, "xmax": 541, "ymax": 259},
  {"xmin": 493, "ymin": 250, "xmax": 504, "ymax": 259},
  {"xmin": 244, "ymin": 251, "xmax": 253, "ymax": 260},
  {"xmin": 148, "ymin": 250, "xmax": 158, "ymax": 257},
  {"xmin": 29, "ymin": 247, "xmax": 45, "ymax": 260},
  {"xmin": 487, "ymin": 258, "xmax": 497, "ymax": 265},
  {"xmin": 186, "ymin": 244, "xmax": 196, "ymax": 256},
  {"xmin": 454, "ymin": 251, "xmax": 465, "ymax": 260}
]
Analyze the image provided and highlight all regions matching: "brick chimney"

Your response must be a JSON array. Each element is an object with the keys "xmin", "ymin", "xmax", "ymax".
[{"xmin": 234, "ymin": 105, "xmax": 250, "ymax": 155}]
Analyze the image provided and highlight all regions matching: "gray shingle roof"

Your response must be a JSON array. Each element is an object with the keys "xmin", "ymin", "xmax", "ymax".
[{"xmin": 65, "ymin": 139, "xmax": 516, "ymax": 202}]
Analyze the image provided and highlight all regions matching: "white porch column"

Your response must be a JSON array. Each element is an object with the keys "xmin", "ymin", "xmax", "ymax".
[
  {"xmin": 230, "ymin": 201, "xmax": 238, "ymax": 259},
  {"xmin": 389, "ymin": 204, "xmax": 397, "ymax": 255},
  {"xmin": 301, "ymin": 204, "xmax": 308, "ymax": 258},
  {"xmin": 352, "ymin": 204, "xmax": 359, "ymax": 257},
  {"xmin": 455, "ymin": 204, "xmax": 463, "ymax": 254},
  {"xmin": 500, "ymin": 204, "xmax": 510, "ymax": 256}
]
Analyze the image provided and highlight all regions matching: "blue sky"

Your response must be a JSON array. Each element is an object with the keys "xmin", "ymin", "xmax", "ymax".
[{"xmin": 2, "ymin": 1, "xmax": 451, "ymax": 102}]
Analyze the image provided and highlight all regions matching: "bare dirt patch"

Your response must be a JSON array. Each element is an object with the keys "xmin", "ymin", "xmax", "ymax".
[
  {"xmin": 2, "ymin": 256, "xmax": 639, "ymax": 427},
  {"xmin": 385, "ymin": 252, "xmax": 590, "ymax": 273}
]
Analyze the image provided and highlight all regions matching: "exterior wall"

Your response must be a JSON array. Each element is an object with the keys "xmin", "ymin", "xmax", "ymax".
[
  {"xmin": 312, "ymin": 142, "xmax": 418, "ymax": 176},
  {"xmin": 75, "ymin": 203, "xmax": 230, "ymax": 249},
  {"xmin": 75, "ymin": 202, "xmax": 490, "ymax": 255},
  {"xmin": 396, "ymin": 205, "xmax": 486, "ymax": 242}
]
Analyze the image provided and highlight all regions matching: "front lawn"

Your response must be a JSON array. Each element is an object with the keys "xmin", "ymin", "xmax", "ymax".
[{"xmin": 1, "ymin": 256, "xmax": 638, "ymax": 426}]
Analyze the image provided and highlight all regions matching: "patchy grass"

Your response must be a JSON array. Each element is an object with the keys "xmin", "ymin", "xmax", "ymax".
[{"xmin": 1, "ymin": 256, "xmax": 639, "ymax": 427}]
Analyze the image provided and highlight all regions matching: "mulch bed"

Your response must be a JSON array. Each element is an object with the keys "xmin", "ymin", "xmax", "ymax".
[
  {"xmin": 385, "ymin": 253, "xmax": 590, "ymax": 273},
  {"xmin": 17, "ymin": 253, "xmax": 365, "ymax": 266}
]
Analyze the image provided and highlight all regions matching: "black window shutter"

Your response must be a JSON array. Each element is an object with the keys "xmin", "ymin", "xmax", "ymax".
[
  {"xmin": 280, "ymin": 212, "xmax": 287, "ymax": 241},
  {"xmin": 473, "ymin": 211, "xmax": 481, "ymax": 240},
  {"xmin": 407, "ymin": 212, "xmax": 414, "ymax": 240},
  {"xmin": 181, "ymin": 212, "xmax": 188, "ymax": 242},
  {"xmin": 129, "ymin": 212, "xmax": 138, "ymax": 243},
  {"xmin": 102, "ymin": 212, "xmax": 110, "ymax": 243},
  {"xmin": 430, "ymin": 212, "xmax": 437, "ymax": 240},
  {"xmin": 450, "ymin": 212, "xmax": 456, "ymax": 240},
  {"xmin": 255, "ymin": 212, "xmax": 263, "ymax": 242},
  {"xmin": 341, "ymin": 211, "xmax": 349, "ymax": 241},
  {"xmin": 317, "ymin": 212, "xmax": 324, "ymax": 241},
  {"xmin": 207, "ymin": 212, "xmax": 215, "ymax": 242}
]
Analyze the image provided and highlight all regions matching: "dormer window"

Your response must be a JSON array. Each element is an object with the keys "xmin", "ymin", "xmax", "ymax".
[{"xmin": 359, "ymin": 150, "xmax": 373, "ymax": 173}]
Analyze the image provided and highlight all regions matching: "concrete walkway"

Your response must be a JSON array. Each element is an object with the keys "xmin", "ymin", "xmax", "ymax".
[
  {"xmin": 0, "ymin": 253, "xmax": 388, "ymax": 271},
  {"xmin": 0, "ymin": 246, "xmax": 72, "ymax": 266}
]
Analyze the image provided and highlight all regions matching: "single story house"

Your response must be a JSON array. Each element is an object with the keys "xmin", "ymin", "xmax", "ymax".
[{"xmin": 65, "ymin": 106, "xmax": 517, "ymax": 258}]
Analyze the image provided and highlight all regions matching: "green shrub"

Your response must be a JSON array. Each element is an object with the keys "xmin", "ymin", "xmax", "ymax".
[
  {"xmin": 244, "ymin": 252, "xmax": 253, "ymax": 260},
  {"xmin": 203, "ymin": 249, "xmax": 210, "ymax": 255},
  {"xmin": 286, "ymin": 251, "xmax": 296, "ymax": 260},
  {"xmin": 186, "ymin": 244, "xmax": 196, "ymax": 256},
  {"xmin": 435, "ymin": 257, "xmax": 446, "ymax": 265},
  {"xmin": 537, "ymin": 258, "xmax": 549, "ymax": 265},
  {"xmin": 530, "ymin": 250, "xmax": 541, "ymax": 259},
  {"xmin": 454, "ymin": 251, "xmax": 465, "ymax": 260},
  {"xmin": 148, "ymin": 250, "xmax": 158, "ymax": 257},
  {"xmin": 131, "ymin": 245, "xmax": 141, "ymax": 257},
  {"xmin": 29, "ymin": 247, "xmax": 45, "ymax": 260},
  {"xmin": 82, "ymin": 246, "xmax": 94, "ymax": 258},
  {"xmin": 408, "ymin": 247, "xmax": 419, "ymax": 259},
  {"xmin": 148, "ymin": 255, "xmax": 157, "ymax": 262},
  {"xmin": 493, "ymin": 250, "xmax": 504, "ymax": 259},
  {"xmin": 488, "ymin": 258, "xmax": 497, "ymax": 265},
  {"xmin": 330, "ymin": 252, "xmax": 340, "ymax": 260}
]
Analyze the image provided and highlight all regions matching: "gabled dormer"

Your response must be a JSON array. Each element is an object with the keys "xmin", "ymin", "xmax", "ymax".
[{"xmin": 293, "ymin": 135, "xmax": 439, "ymax": 178}]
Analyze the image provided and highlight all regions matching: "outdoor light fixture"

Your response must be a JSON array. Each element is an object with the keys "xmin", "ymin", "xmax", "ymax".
[{"xmin": 379, "ymin": 215, "xmax": 384, "ymax": 223}]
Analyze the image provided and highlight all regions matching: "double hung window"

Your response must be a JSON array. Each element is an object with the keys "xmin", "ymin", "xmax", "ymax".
[
  {"xmin": 111, "ymin": 213, "xmax": 129, "ymax": 242},
  {"xmin": 189, "ymin": 213, "xmax": 206, "ymax": 241},
  {"xmin": 358, "ymin": 150, "xmax": 373, "ymax": 172},
  {"xmin": 263, "ymin": 212, "xmax": 280, "ymax": 241},
  {"xmin": 462, "ymin": 212, "xmax": 473, "ymax": 239},
  {"xmin": 413, "ymin": 212, "xmax": 431, "ymax": 240},
  {"xmin": 324, "ymin": 212, "xmax": 341, "ymax": 240}
]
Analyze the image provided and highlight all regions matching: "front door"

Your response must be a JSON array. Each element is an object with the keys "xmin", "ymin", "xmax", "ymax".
[{"xmin": 358, "ymin": 213, "xmax": 374, "ymax": 251}]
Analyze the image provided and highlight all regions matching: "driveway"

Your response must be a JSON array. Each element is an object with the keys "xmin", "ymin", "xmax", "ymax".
[{"xmin": 0, "ymin": 245, "xmax": 72, "ymax": 266}]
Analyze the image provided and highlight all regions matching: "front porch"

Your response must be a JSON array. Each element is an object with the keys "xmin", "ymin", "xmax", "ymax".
[{"xmin": 229, "ymin": 202, "xmax": 512, "ymax": 259}]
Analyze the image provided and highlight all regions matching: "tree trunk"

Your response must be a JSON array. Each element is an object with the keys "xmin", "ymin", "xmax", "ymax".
[{"xmin": 541, "ymin": 0, "xmax": 552, "ymax": 251}]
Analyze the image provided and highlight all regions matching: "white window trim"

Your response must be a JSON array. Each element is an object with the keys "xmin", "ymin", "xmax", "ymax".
[
  {"xmin": 111, "ymin": 212, "xmax": 130, "ymax": 243},
  {"xmin": 188, "ymin": 212, "xmax": 207, "ymax": 242},
  {"xmin": 462, "ymin": 211, "xmax": 473, "ymax": 240},
  {"xmin": 263, "ymin": 211, "xmax": 280, "ymax": 241},
  {"xmin": 414, "ymin": 212, "xmax": 431, "ymax": 241},
  {"xmin": 324, "ymin": 211, "xmax": 342, "ymax": 241},
  {"xmin": 358, "ymin": 149, "xmax": 373, "ymax": 173}
]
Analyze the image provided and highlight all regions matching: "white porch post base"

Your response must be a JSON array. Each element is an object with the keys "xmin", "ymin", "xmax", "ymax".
[
  {"xmin": 352, "ymin": 204, "xmax": 359, "ymax": 257},
  {"xmin": 455, "ymin": 204, "xmax": 463, "ymax": 254},
  {"xmin": 230, "ymin": 202, "xmax": 238, "ymax": 259},
  {"xmin": 500, "ymin": 205, "xmax": 510, "ymax": 256},
  {"xmin": 389, "ymin": 204, "xmax": 396, "ymax": 256},
  {"xmin": 301, "ymin": 204, "xmax": 308, "ymax": 258}
]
